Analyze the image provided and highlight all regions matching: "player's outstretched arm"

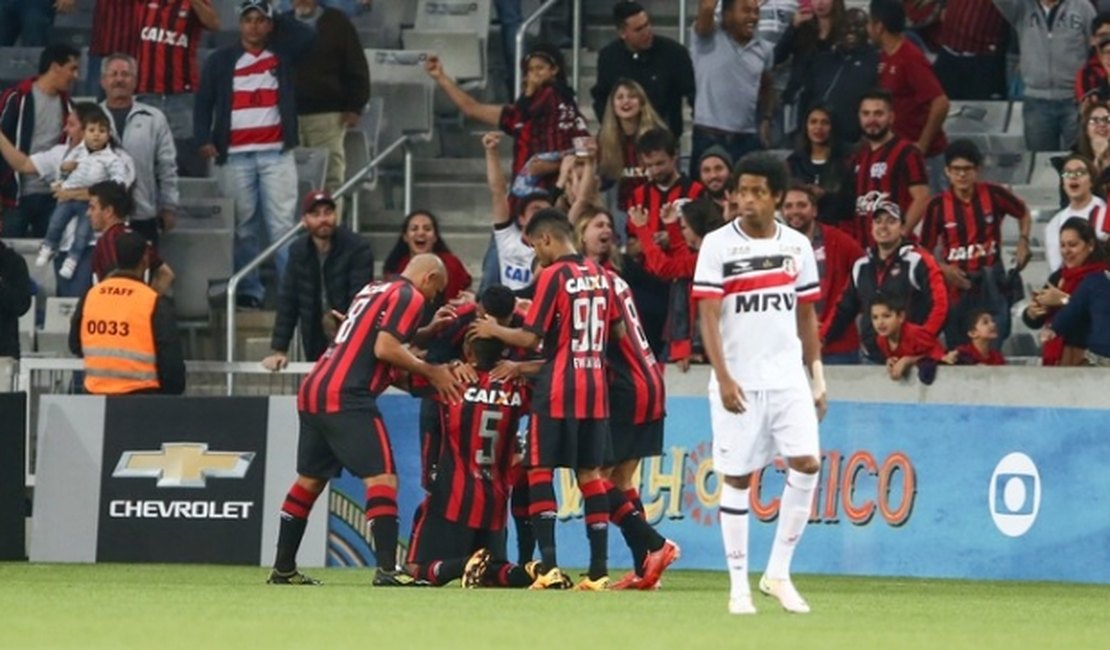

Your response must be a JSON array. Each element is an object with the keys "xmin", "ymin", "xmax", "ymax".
[
  {"xmin": 470, "ymin": 315, "xmax": 541, "ymax": 350},
  {"xmin": 374, "ymin": 331, "xmax": 463, "ymax": 403},
  {"xmin": 698, "ymin": 297, "xmax": 746, "ymax": 414},
  {"xmin": 796, "ymin": 301, "xmax": 827, "ymax": 422}
]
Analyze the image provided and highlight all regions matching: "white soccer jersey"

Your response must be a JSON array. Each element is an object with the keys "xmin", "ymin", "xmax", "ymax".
[{"xmin": 692, "ymin": 220, "xmax": 820, "ymax": 390}]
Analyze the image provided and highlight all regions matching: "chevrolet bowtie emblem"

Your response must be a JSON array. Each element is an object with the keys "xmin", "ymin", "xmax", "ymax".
[{"xmin": 112, "ymin": 443, "xmax": 255, "ymax": 488}]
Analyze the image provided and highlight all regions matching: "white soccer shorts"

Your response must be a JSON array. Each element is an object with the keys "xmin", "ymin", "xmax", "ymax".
[{"xmin": 708, "ymin": 383, "xmax": 819, "ymax": 477}]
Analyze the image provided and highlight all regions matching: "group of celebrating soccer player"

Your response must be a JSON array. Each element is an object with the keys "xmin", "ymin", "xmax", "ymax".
[{"xmin": 266, "ymin": 152, "xmax": 827, "ymax": 614}]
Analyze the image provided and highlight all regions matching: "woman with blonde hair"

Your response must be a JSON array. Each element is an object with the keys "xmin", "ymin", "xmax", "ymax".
[{"xmin": 596, "ymin": 79, "xmax": 668, "ymax": 214}]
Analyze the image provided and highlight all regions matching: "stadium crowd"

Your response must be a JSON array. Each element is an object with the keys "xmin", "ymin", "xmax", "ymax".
[{"xmin": 0, "ymin": 0, "xmax": 1109, "ymax": 609}]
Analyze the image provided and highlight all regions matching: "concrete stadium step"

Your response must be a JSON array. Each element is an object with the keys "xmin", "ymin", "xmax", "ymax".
[
  {"xmin": 361, "ymin": 208, "xmax": 493, "ymax": 232},
  {"xmin": 412, "ymin": 157, "xmax": 487, "ymax": 182},
  {"xmin": 411, "ymin": 181, "xmax": 494, "ymax": 212}
]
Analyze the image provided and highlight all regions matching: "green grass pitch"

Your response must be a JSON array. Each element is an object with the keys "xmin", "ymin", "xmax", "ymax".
[{"xmin": 2, "ymin": 564, "xmax": 1108, "ymax": 649}]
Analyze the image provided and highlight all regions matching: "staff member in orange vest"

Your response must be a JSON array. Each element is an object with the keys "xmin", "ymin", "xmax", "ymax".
[{"xmin": 68, "ymin": 231, "xmax": 185, "ymax": 394}]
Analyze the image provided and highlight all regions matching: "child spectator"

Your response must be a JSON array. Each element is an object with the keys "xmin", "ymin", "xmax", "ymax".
[
  {"xmin": 871, "ymin": 295, "xmax": 946, "ymax": 384},
  {"xmin": 36, "ymin": 108, "xmax": 134, "ymax": 278},
  {"xmin": 946, "ymin": 309, "xmax": 1006, "ymax": 366}
]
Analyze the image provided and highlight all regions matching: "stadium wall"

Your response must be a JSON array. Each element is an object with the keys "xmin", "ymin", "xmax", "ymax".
[{"xmin": 329, "ymin": 367, "xmax": 1110, "ymax": 584}]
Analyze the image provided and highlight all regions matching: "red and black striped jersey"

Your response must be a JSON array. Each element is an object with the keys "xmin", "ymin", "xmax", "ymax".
[
  {"xmin": 937, "ymin": 0, "xmax": 1007, "ymax": 55},
  {"xmin": 523, "ymin": 254, "xmax": 620, "ymax": 419},
  {"xmin": 298, "ymin": 279, "xmax": 426, "ymax": 414},
  {"xmin": 91, "ymin": 222, "xmax": 164, "ymax": 284},
  {"xmin": 920, "ymin": 182, "xmax": 1027, "ymax": 273},
  {"xmin": 428, "ymin": 372, "xmax": 529, "ymax": 531},
  {"xmin": 851, "ymin": 137, "xmax": 927, "ymax": 247},
  {"xmin": 615, "ymin": 132, "xmax": 648, "ymax": 211},
  {"xmin": 628, "ymin": 174, "xmax": 704, "ymax": 237},
  {"xmin": 91, "ymin": 0, "xmax": 140, "ymax": 57},
  {"xmin": 135, "ymin": 0, "xmax": 205, "ymax": 94},
  {"xmin": 607, "ymin": 271, "xmax": 665, "ymax": 424},
  {"xmin": 427, "ymin": 302, "xmax": 534, "ymax": 364},
  {"xmin": 498, "ymin": 83, "xmax": 588, "ymax": 186}
]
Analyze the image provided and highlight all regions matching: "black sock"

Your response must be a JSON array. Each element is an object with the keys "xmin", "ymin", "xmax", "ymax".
[
  {"xmin": 430, "ymin": 558, "xmax": 466, "ymax": 585},
  {"xmin": 527, "ymin": 469, "xmax": 558, "ymax": 570},
  {"xmin": 511, "ymin": 473, "xmax": 534, "ymax": 564},
  {"xmin": 366, "ymin": 484, "xmax": 400, "ymax": 570},
  {"xmin": 625, "ymin": 488, "xmax": 645, "ymax": 516},
  {"xmin": 581, "ymin": 479, "xmax": 609, "ymax": 581},
  {"xmin": 608, "ymin": 485, "xmax": 664, "ymax": 576},
  {"xmin": 274, "ymin": 484, "xmax": 319, "ymax": 573},
  {"xmin": 488, "ymin": 560, "xmax": 534, "ymax": 587}
]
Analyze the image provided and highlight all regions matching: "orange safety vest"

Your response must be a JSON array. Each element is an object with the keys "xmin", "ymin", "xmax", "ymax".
[{"xmin": 80, "ymin": 276, "xmax": 160, "ymax": 394}]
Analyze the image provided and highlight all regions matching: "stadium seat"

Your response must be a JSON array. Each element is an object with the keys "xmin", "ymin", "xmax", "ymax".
[
  {"xmin": 946, "ymin": 101, "xmax": 1009, "ymax": 135},
  {"xmin": 178, "ymin": 178, "xmax": 221, "ymax": 201},
  {"xmin": 768, "ymin": 149, "xmax": 791, "ymax": 162},
  {"xmin": 177, "ymin": 197, "xmax": 234, "ymax": 231},
  {"xmin": 981, "ymin": 152, "xmax": 1031, "ymax": 186},
  {"xmin": 38, "ymin": 297, "xmax": 79, "ymax": 356},
  {"xmin": 1029, "ymin": 151, "xmax": 1068, "ymax": 189},
  {"xmin": 365, "ymin": 49, "xmax": 436, "ymax": 141},
  {"xmin": 987, "ymin": 133, "xmax": 1026, "ymax": 155},
  {"xmin": 403, "ymin": 31, "xmax": 486, "ymax": 87},
  {"xmin": 1005, "ymin": 102, "xmax": 1024, "ymax": 137},
  {"xmin": 159, "ymin": 229, "xmax": 233, "ymax": 321},
  {"xmin": 18, "ymin": 295, "xmax": 36, "ymax": 354}
]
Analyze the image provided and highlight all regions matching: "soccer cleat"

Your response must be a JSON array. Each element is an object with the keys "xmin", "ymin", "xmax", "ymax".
[
  {"xmin": 609, "ymin": 571, "xmax": 642, "ymax": 591},
  {"xmin": 528, "ymin": 567, "xmax": 573, "ymax": 590},
  {"xmin": 729, "ymin": 595, "xmax": 757, "ymax": 615},
  {"xmin": 639, "ymin": 539, "xmax": 681, "ymax": 590},
  {"xmin": 461, "ymin": 548, "xmax": 491, "ymax": 589},
  {"xmin": 759, "ymin": 575, "xmax": 810, "ymax": 614},
  {"xmin": 523, "ymin": 561, "xmax": 545, "ymax": 582},
  {"xmin": 266, "ymin": 569, "xmax": 321, "ymax": 585},
  {"xmin": 573, "ymin": 575, "xmax": 611, "ymax": 591},
  {"xmin": 373, "ymin": 568, "xmax": 417, "ymax": 587}
]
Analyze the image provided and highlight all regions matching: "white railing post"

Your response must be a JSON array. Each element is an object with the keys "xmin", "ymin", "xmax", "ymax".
[
  {"xmin": 514, "ymin": 0, "xmax": 562, "ymax": 99},
  {"xmin": 679, "ymin": 0, "xmax": 688, "ymax": 46}
]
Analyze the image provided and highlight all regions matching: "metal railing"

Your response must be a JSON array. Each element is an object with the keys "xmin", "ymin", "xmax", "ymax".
[
  {"xmin": 513, "ymin": 0, "xmax": 688, "ymax": 95},
  {"xmin": 679, "ymin": 0, "xmax": 688, "ymax": 46},
  {"xmin": 15, "ymin": 358, "xmax": 317, "ymax": 484},
  {"xmin": 223, "ymin": 135, "xmax": 414, "ymax": 394},
  {"xmin": 514, "ymin": 0, "xmax": 582, "ymax": 100}
]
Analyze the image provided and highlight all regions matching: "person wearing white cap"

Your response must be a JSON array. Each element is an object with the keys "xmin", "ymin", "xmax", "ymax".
[{"xmin": 194, "ymin": 0, "xmax": 315, "ymax": 308}]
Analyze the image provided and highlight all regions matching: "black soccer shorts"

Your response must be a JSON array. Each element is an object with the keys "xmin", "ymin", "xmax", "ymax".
[
  {"xmin": 608, "ymin": 417, "xmax": 665, "ymax": 464},
  {"xmin": 296, "ymin": 408, "xmax": 395, "ymax": 479},
  {"xmin": 407, "ymin": 502, "xmax": 507, "ymax": 566},
  {"xmin": 526, "ymin": 414, "xmax": 612, "ymax": 470}
]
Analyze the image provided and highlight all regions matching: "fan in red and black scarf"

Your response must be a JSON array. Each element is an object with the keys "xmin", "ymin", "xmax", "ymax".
[{"xmin": 425, "ymin": 43, "xmax": 588, "ymax": 195}]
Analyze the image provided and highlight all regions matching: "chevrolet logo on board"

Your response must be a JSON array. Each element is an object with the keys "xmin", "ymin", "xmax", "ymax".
[{"xmin": 112, "ymin": 443, "xmax": 255, "ymax": 488}]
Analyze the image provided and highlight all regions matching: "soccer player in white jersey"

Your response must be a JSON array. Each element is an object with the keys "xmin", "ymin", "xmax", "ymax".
[{"xmin": 693, "ymin": 152, "xmax": 828, "ymax": 615}]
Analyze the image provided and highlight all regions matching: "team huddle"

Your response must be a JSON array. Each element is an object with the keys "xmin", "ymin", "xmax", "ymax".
[{"xmin": 267, "ymin": 153, "xmax": 827, "ymax": 613}]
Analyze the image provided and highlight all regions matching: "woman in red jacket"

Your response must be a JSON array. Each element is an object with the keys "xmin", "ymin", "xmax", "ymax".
[{"xmin": 382, "ymin": 211, "xmax": 472, "ymax": 302}]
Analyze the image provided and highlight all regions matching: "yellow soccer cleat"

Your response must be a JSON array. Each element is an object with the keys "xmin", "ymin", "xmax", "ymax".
[{"xmin": 528, "ymin": 567, "xmax": 573, "ymax": 590}]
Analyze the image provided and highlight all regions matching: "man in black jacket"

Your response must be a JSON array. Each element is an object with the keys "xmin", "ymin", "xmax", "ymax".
[
  {"xmin": 591, "ymin": 2, "xmax": 695, "ymax": 140},
  {"xmin": 822, "ymin": 201, "xmax": 948, "ymax": 361},
  {"xmin": 0, "ymin": 217, "xmax": 33, "ymax": 358},
  {"xmin": 288, "ymin": 0, "xmax": 370, "ymax": 205},
  {"xmin": 261, "ymin": 191, "xmax": 373, "ymax": 369},
  {"xmin": 794, "ymin": 8, "xmax": 878, "ymax": 143}
]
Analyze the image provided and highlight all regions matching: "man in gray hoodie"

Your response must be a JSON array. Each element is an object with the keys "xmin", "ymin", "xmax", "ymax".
[{"xmin": 994, "ymin": 0, "xmax": 1095, "ymax": 150}]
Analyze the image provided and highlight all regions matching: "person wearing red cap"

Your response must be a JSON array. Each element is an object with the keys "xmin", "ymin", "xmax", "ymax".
[{"xmin": 261, "ymin": 190, "xmax": 373, "ymax": 370}]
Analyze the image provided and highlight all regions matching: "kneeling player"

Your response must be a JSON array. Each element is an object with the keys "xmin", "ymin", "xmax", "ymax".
[{"xmin": 405, "ymin": 336, "xmax": 536, "ymax": 588}]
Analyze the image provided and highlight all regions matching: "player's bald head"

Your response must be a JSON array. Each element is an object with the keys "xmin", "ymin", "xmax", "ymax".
[{"xmin": 402, "ymin": 253, "xmax": 447, "ymax": 298}]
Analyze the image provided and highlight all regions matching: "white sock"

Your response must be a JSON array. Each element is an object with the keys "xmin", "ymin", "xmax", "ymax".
[
  {"xmin": 719, "ymin": 483, "xmax": 750, "ymax": 599},
  {"xmin": 765, "ymin": 469, "xmax": 819, "ymax": 581}
]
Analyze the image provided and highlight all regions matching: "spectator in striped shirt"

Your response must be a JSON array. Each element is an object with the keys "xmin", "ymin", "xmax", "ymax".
[
  {"xmin": 933, "ymin": 0, "xmax": 1009, "ymax": 100},
  {"xmin": 194, "ymin": 0, "xmax": 315, "ymax": 309},
  {"xmin": 134, "ymin": 0, "xmax": 220, "ymax": 153},
  {"xmin": 1074, "ymin": 13, "xmax": 1110, "ymax": 107},
  {"xmin": 87, "ymin": 0, "xmax": 141, "ymax": 96},
  {"xmin": 920, "ymin": 139, "xmax": 1032, "ymax": 347}
]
